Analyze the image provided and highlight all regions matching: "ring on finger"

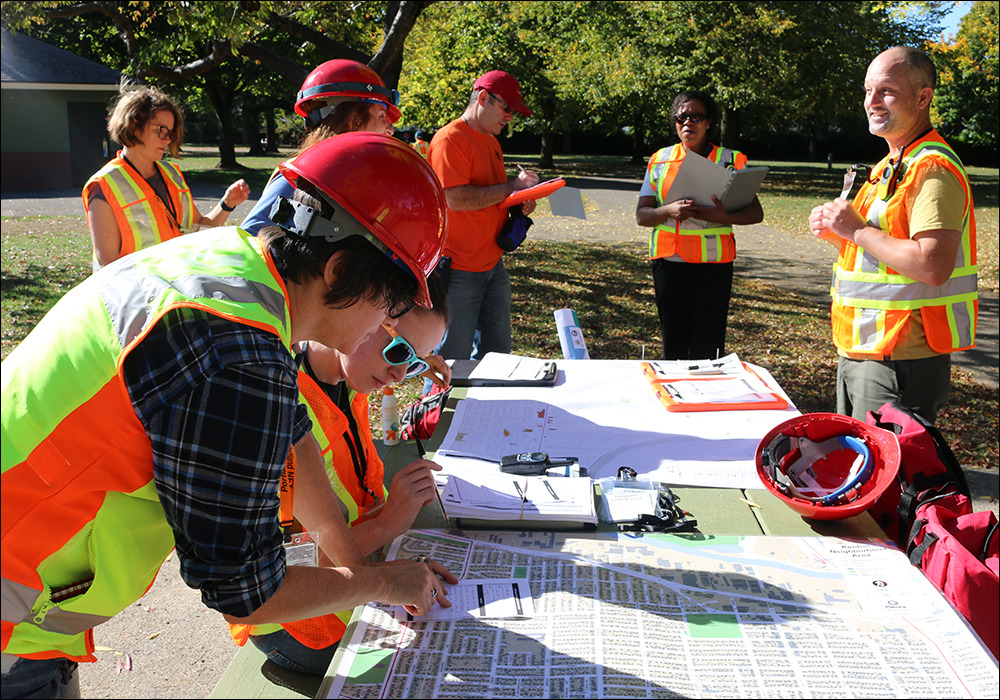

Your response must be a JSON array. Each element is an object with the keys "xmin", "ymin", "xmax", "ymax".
[
  {"xmin": 414, "ymin": 555, "xmax": 429, "ymax": 564},
  {"xmin": 430, "ymin": 588, "xmax": 438, "ymax": 597}
]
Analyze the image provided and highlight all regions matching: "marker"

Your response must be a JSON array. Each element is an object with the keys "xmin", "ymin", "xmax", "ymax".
[{"xmin": 415, "ymin": 434, "xmax": 450, "ymax": 526}]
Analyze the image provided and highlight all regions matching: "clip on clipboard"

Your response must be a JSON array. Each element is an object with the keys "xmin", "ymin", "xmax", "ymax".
[
  {"xmin": 641, "ymin": 361, "xmax": 787, "ymax": 412},
  {"xmin": 450, "ymin": 358, "xmax": 558, "ymax": 388},
  {"xmin": 500, "ymin": 178, "xmax": 566, "ymax": 208}
]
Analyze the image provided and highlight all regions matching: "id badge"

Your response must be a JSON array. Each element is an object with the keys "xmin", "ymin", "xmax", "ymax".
[{"xmin": 283, "ymin": 531, "xmax": 319, "ymax": 567}]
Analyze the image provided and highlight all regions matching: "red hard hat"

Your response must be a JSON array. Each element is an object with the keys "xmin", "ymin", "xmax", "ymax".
[
  {"xmin": 276, "ymin": 132, "xmax": 446, "ymax": 308},
  {"xmin": 755, "ymin": 413, "xmax": 900, "ymax": 521},
  {"xmin": 295, "ymin": 59, "xmax": 402, "ymax": 125}
]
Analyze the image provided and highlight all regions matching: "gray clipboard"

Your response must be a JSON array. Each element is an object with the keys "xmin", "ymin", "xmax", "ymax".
[{"xmin": 450, "ymin": 359, "xmax": 558, "ymax": 387}]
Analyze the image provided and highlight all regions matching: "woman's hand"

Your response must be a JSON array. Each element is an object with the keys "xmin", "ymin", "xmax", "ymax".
[
  {"xmin": 663, "ymin": 198, "xmax": 700, "ymax": 222},
  {"xmin": 223, "ymin": 179, "xmax": 251, "ymax": 210},
  {"xmin": 419, "ymin": 354, "xmax": 452, "ymax": 389}
]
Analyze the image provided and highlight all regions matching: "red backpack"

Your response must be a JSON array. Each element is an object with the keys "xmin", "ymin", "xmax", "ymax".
[
  {"xmin": 906, "ymin": 490, "xmax": 999, "ymax": 659},
  {"xmin": 865, "ymin": 402, "xmax": 971, "ymax": 547},
  {"xmin": 867, "ymin": 402, "xmax": 997, "ymax": 660},
  {"xmin": 399, "ymin": 385, "xmax": 451, "ymax": 441}
]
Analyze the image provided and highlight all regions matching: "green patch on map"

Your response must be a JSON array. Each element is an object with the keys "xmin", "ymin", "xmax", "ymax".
[{"xmin": 687, "ymin": 613, "xmax": 742, "ymax": 639}]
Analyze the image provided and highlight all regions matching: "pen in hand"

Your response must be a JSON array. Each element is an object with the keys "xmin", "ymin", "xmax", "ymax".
[{"xmin": 414, "ymin": 434, "xmax": 450, "ymax": 526}]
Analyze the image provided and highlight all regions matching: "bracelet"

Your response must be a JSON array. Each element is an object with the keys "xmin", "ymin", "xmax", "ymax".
[{"xmin": 219, "ymin": 199, "xmax": 235, "ymax": 212}]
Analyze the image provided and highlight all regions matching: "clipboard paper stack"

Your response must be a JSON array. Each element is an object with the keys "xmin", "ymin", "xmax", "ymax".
[
  {"xmin": 641, "ymin": 353, "xmax": 788, "ymax": 412},
  {"xmin": 441, "ymin": 474, "xmax": 598, "ymax": 530}
]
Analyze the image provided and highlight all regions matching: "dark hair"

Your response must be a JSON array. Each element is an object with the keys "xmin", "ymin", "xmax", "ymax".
[
  {"xmin": 424, "ymin": 270, "xmax": 449, "ymax": 323},
  {"xmin": 108, "ymin": 86, "xmax": 184, "ymax": 157},
  {"xmin": 669, "ymin": 90, "xmax": 721, "ymax": 143},
  {"xmin": 297, "ymin": 102, "xmax": 377, "ymax": 153},
  {"xmin": 260, "ymin": 185, "xmax": 418, "ymax": 312}
]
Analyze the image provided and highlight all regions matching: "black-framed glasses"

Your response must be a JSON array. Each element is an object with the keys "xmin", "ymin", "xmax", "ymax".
[
  {"xmin": 675, "ymin": 113, "xmax": 708, "ymax": 125},
  {"xmin": 386, "ymin": 298, "xmax": 416, "ymax": 320},
  {"xmin": 152, "ymin": 124, "xmax": 175, "ymax": 141},
  {"xmin": 488, "ymin": 92, "xmax": 516, "ymax": 117},
  {"xmin": 380, "ymin": 323, "xmax": 430, "ymax": 377}
]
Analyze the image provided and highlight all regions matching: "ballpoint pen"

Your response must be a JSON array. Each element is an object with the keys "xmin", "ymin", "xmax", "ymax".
[{"xmin": 414, "ymin": 434, "xmax": 450, "ymax": 525}]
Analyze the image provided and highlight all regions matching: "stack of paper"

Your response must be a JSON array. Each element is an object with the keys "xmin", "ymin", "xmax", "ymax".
[{"xmin": 440, "ymin": 474, "xmax": 597, "ymax": 527}]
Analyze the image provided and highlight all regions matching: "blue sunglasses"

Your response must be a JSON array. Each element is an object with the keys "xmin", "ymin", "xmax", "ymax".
[{"xmin": 381, "ymin": 324, "xmax": 430, "ymax": 378}]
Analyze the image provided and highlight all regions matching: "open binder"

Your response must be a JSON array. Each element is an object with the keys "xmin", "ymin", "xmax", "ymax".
[{"xmin": 641, "ymin": 360, "xmax": 787, "ymax": 412}]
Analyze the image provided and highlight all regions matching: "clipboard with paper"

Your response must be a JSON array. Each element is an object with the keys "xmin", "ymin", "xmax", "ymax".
[
  {"xmin": 641, "ymin": 359, "xmax": 788, "ymax": 412},
  {"xmin": 662, "ymin": 150, "xmax": 768, "ymax": 215}
]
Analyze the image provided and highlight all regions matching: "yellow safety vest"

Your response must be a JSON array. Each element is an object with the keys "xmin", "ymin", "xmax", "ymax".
[
  {"xmin": 647, "ymin": 143, "xmax": 748, "ymax": 263},
  {"xmin": 832, "ymin": 130, "xmax": 978, "ymax": 356},
  {"xmin": 2, "ymin": 228, "xmax": 292, "ymax": 661}
]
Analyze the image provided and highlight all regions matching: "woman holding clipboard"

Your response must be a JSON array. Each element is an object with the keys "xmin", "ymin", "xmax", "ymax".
[{"xmin": 636, "ymin": 90, "xmax": 764, "ymax": 361}]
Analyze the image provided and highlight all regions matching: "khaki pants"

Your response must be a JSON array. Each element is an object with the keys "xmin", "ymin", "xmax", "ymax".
[{"xmin": 836, "ymin": 354, "xmax": 951, "ymax": 423}]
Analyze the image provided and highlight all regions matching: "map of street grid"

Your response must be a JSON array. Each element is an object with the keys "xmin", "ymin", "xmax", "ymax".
[{"xmin": 326, "ymin": 530, "xmax": 999, "ymax": 699}]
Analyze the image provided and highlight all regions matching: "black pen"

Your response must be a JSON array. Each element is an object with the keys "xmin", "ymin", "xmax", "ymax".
[{"xmin": 415, "ymin": 434, "xmax": 450, "ymax": 525}]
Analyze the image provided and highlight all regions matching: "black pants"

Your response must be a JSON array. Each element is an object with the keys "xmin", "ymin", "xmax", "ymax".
[{"xmin": 651, "ymin": 258, "xmax": 734, "ymax": 361}]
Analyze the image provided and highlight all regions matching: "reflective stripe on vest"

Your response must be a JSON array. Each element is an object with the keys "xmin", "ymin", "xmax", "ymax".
[
  {"xmin": 414, "ymin": 140, "xmax": 430, "ymax": 159},
  {"xmin": 83, "ymin": 154, "xmax": 195, "ymax": 268},
  {"xmin": 647, "ymin": 144, "xmax": 745, "ymax": 263},
  {"xmin": 1, "ymin": 227, "xmax": 291, "ymax": 661},
  {"xmin": 232, "ymin": 376, "xmax": 386, "ymax": 649},
  {"xmin": 832, "ymin": 132, "xmax": 978, "ymax": 355}
]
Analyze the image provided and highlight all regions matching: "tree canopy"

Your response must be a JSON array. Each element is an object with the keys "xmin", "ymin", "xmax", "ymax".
[{"xmin": 5, "ymin": 0, "xmax": 991, "ymax": 166}]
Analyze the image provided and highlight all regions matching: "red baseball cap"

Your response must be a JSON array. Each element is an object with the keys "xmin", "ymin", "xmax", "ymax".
[{"xmin": 473, "ymin": 70, "xmax": 531, "ymax": 117}]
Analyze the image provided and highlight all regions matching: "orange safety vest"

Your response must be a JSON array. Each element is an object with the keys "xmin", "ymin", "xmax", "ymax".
[
  {"xmin": 413, "ymin": 139, "xmax": 429, "ymax": 159},
  {"xmin": 831, "ymin": 129, "xmax": 978, "ymax": 357},
  {"xmin": 229, "ymin": 376, "xmax": 387, "ymax": 650},
  {"xmin": 83, "ymin": 152, "xmax": 195, "ymax": 269},
  {"xmin": 1, "ymin": 228, "xmax": 292, "ymax": 661},
  {"xmin": 646, "ymin": 143, "xmax": 748, "ymax": 263}
]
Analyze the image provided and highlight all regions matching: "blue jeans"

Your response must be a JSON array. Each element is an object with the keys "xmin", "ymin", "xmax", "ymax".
[
  {"xmin": 249, "ymin": 630, "xmax": 338, "ymax": 676},
  {"xmin": 437, "ymin": 259, "xmax": 512, "ymax": 361},
  {"xmin": 0, "ymin": 656, "xmax": 80, "ymax": 699}
]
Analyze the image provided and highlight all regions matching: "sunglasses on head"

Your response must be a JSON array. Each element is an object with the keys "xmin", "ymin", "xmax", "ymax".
[{"xmin": 380, "ymin": 323, "xmax": 430, "ymax": 378}]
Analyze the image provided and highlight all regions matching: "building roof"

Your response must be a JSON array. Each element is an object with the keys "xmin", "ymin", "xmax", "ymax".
[{"xmin": 2, "ymin": 30, "xmax": 122, "ymax": 88}]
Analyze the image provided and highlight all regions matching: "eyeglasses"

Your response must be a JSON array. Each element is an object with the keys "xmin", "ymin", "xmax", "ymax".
[
  {"xmin": 151, "ymin": 124, "xmax": 174, "ymax": 141},
  {"xmin": 675, "ymin": 113, "xmax": 708, "ymax": 125},
  {"xmin": 386, "ymin": 298, "xmax": 416, "ymax": 320},
  {"xmin": 488, "ymin": 92, "xmax": 516, "ymax": 117},
  {"xmin": 380, "ymin": 323, "xmax": 430, "ymax": 378}
]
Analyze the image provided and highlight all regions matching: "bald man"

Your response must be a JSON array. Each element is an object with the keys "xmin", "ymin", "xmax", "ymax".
[{"xmin": 809, "ymin": 46, "xmax": 978, "ymax": 423}]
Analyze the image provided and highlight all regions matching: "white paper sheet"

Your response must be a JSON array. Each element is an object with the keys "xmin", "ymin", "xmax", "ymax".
[{"xmin": 435, "ymin": 359, "xmax": 799, "ymax": 489}]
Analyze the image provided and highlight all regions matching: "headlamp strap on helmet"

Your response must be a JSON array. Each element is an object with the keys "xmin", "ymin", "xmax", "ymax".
[{"xmin": 297, "ymin": 81, "xmax": 399, "ymax": 106}]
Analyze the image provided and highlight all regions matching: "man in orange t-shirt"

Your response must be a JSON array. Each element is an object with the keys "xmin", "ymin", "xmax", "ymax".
[{"xmin": 428, "ymin": 70, "xmax": 539, "ymax": 361}]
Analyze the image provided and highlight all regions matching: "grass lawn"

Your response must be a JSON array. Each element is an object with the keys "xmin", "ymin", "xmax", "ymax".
[{"xmin": 2, "ymin": 149, "xmax": 997, "ymax": 470}]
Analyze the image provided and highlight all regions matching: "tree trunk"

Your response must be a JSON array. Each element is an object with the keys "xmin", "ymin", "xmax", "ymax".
[
  {"xmin": 631, "ymin": 107, "xmax": 646, "ymax": 164},
  {"xmin": 265, "ymin": 110, "xmax": 278, "ymax": 152},
  {"xmin": 539, "ymin": 97, "xmax": 555, "ymax": 169},
  {"xmin": 204, "ymin": 78, "xmax": 239, "ymax": 168},
  {"xmin": 721, "ymin": 107, "xmax": 741, "ymax": 147},
  {"xmin": 244, "ymin": 107, "xmax": 265, "ymax": 156}
]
